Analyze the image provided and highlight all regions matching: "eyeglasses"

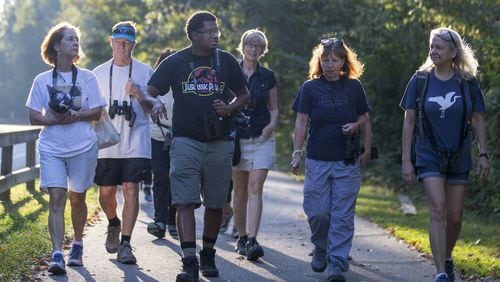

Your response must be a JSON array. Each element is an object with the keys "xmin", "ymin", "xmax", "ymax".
[
  {"xmin": 112, "ymin": 26, "xmax": 136, "ymax": 36},
  {"xmin": 194, "ymin": 29, "xmax": 222, "ymax": 37},
  {"xmin": 246, "ymin": 43, "xmax": 264, "ymax": 51},
  {"xmin": 439, "ymin": 29, "xmax": 457, "ymax": 48},
  {"xmin": 320, "ymin": 37, "xmax": 343, "ymax": 47}
]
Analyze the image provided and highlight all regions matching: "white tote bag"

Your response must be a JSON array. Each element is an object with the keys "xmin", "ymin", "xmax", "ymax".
[{"xmin": 93, "ymin": 108, "xmax": 120, "ymax": 149}]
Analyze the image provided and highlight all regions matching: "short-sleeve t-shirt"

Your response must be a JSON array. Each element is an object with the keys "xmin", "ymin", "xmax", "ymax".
[
  {"xmin": 25, "ymin": 67, "xmax": 107, "ymax": 157},
  {"xmin": 148, "ymin": 47, "xmax": 247, "ymax": 142},
  {"xmin": 400, "ymin": 70, "xmax": 486, "ymax": 171},
  {"xmin": 293, "ymin": 76, "xmax": 369, "ymax": 161},
  {"xmin": 93, "ymin": 58, "xmax": 154, "ymax": 159},
  {"xmin": 238, "ymin": 62, "xmax": 277, "ymax": 139}
]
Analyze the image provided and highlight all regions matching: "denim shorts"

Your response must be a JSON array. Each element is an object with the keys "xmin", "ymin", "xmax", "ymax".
[
  {"xmin": 417, "ymin": 166, "xmax": 469, "ymax": 185},
  {"xmin": 39, "ymin": 142, "xmax": 98, "ymax": 193},
  {"xmin": 170, "ymin": 137, "xmax": 233, "ymax": 209}
]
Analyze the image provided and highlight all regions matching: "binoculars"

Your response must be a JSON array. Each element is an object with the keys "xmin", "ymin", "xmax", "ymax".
[{"xmin": 109, "ymin": 100, "xmax": 136, "ymax": 127}]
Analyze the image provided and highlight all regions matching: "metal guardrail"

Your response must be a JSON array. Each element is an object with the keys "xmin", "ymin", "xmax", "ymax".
[{"xmin": 0, "ymin": 124, "xmax": 41, "ymax": 202}]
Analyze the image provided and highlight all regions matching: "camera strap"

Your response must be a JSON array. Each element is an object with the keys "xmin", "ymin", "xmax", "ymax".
[
  {"xmin": 109, "ymin": 59, "xmax": 133, "ymax": 106},
  {"xmin": 52, "ymin": 64, "xmax": 78, "ymax": 97}
]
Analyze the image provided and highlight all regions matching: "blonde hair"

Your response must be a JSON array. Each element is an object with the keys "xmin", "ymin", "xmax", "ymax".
[
  {"xmin": 308, "ymin": 41, "xmax": 364, "ymax": 80},
  {"xmin": 237, "ymin": 29, "xmax": 269, "ymax": 58},
  {"xmin": 419, "ymin": 27, "xmax": 479, "ymax": 80},
  {"xmin": 40, "ymin": 22, "xmax": 84, "ymax": 67}
]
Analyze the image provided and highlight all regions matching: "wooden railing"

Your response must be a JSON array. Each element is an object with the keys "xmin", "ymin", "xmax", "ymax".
[{"xmin": 0, "ymin": 124, "xmax": 41, "ymax": 202}]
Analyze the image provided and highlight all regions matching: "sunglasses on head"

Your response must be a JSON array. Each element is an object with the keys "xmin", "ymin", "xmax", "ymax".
[
  {"xmin": 439, "ymin": 29, "xmax": 457, "ymax": 48},
  {"xmin": 321, "ymin": 37, "xmax": 343, "ymax": 47},
  {"xmin": 112, "ymin": 26, "xmax": 135, "ymax": 36}
]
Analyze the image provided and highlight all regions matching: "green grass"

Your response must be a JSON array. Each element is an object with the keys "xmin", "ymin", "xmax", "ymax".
[
  {"xmin": 0, "ymin": 182, "xmax": 100, "ymax": 281},
  {"xmin": 356, "ymin": 185, "xmax": 500, "ymax": 279}
]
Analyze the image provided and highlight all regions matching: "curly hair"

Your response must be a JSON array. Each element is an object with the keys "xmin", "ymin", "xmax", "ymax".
[
  {"xmin": 185, "ymin": 11, "xmax": 217, "ymax": 41},
  {"xmin": 308, "ymin": 40, "xmax": 364, "ymax": 80},
  {"xmin": 40, "ymin": 22, "xmax": 84, "ymax": 67},
  {"xmin": 419, "ymin": 27, "xmax": 479, "ymax": 80}
]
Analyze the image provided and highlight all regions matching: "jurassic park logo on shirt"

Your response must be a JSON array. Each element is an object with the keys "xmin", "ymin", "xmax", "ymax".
[{"xmin": 182, "ymin": 66, "xmax": 225, "ymax": 97}]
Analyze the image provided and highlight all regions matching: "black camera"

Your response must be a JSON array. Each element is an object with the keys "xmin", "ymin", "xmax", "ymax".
[
  {"xmin": 344, "ymin": 134, "xmax": 360, "ymax": 165},
  {"xmin": 108, "ymin": 100, "xmax": 136, "ymax": 127},
  {"xmin": 438, "ymin": 149, "xmax": 459, "ymax": 174},
  {"xmin": 199, "ymin": 111, "xmax": 227, "ymax": 141},
  {"xmin": 230, "ymin": 111, "xmax": 250, "ymax": 129}
]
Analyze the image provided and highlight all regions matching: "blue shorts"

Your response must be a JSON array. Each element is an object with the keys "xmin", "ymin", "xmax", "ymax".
[{"xmin": 417, "ymin": 166, "xmax": 469, "ymax": 185}]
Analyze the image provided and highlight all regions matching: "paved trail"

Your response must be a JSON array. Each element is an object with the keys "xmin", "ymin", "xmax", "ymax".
[{"xmin": 36, "ymin": 171, "xmax": 448, "ymax": 281}]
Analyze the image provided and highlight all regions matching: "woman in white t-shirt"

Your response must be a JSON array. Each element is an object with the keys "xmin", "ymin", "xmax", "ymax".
[{"xmin": 25, "ymin": 22, "xmax": 106, "ymax": 275}]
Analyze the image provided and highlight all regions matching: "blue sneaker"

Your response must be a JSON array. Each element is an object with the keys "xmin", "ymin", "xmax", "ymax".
[
  {"xmin": 435, "ymin": 273, "xmax": 448, "ymax": 282},
  {"xmin": 445, "ymin": 260, "xmax": 455, "ymax": 282},
  {"xmin": 48, "ymin": 252, "xmax": 66, "ymax": 275},
  {"xmin": 67, "ymin": 244, "xmax": 83, "ymax": 266}
]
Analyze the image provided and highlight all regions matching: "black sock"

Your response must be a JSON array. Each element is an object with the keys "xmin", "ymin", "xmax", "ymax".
[
  {"xmin": 121, "ymin": 235, "xmax": 131, "ymax": 244},
  {"xmin": 108, "ymin": 217, "xmax": 121, "ymax": 226},
  {"xmin": 240, "ymin": 235, "xmax": 248, "ymax": 242},
  {"xmin": 202, "ymin": 235, "xmax": 217, "ymax": 249}
]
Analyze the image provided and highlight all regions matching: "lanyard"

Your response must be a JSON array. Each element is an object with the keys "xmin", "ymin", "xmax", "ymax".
[
  {"xmin": 52, "ymin": 64, "xmax": 77, "ymax": 94},
  {"xmin": 109, "ymin": 59, "xmax": 133, "ymax": 105}
]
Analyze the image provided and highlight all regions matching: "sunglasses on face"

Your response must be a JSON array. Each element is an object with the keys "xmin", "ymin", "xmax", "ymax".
[
  {"xmin": 439, "ymin": 29, "xmax": 457, "ymax": 48},
  {"xmin": 320, "ymin": 37, "xmax": 343, "ymax": 47},
  {"xmin": 112, "ymin": 26, "xmax": 136, "ymax": 36}
]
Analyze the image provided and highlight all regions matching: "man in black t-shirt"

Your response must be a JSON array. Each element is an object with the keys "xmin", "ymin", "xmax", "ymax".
[{"xmin": 137, "ymin": 11, "xmax": 249, "ymax": 281}]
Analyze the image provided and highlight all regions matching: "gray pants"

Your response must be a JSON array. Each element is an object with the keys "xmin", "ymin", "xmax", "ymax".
[{"xmin": 303, "ymin": 158, "xmax": 360, "ymax": 272}]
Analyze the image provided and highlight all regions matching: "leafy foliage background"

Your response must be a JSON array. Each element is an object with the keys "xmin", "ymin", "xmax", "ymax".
[{"xmin": 0, "ymin": 0, "xmax": 498, "ymax": 216}]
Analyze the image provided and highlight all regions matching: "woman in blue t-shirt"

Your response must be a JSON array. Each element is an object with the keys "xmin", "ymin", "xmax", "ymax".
[
  {"xmin": 232, "ymin": 29, "xmax": 278, "ymax": 261},
  {"xmin": 400, "ymin": 27, "xmax": 489, "ymax": 282},
  {"xmin": 291, "ymin": 38, "xmax": 369, "ymax": 281}
]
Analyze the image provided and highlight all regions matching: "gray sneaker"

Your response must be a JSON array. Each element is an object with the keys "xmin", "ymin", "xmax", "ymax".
[
  {"xmin": 117, "ymin": 241, "xmax": 137, "ymax": 264},
  {"xmin": 105, "ymin": 225, "xmax": 121, "ymax": 253}
]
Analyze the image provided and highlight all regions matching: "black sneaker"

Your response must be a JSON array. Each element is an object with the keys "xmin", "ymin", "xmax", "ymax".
[
  {"xmin": 246, "ymin": 238, "xmax": 264, "ymax": 261},
  {"xmin": 235, "ymin": 236, "xmax": 247, "ymax": 255},
  {"xmin": 445, "ymin": 259, "xmax": 455, "ymax": 282},
  {"xmin": 311, "ymin": 247, "xmax": 327, "ymax": 272},
  {"xmin": 199, "ymin": 248, "xmax": 219, "ymax": 277},
  {"xmin": 147, "ymin": 222, "xmax": 166, "ymax": 239},
  {"xmin": 176, "ymin": 256, "xmax": 199, "ymax": 282}
]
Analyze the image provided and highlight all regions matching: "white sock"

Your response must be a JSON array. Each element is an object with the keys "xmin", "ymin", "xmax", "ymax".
[{"xmin": 72, "ymin": 240, "xmax": 83, "ymax": 246}]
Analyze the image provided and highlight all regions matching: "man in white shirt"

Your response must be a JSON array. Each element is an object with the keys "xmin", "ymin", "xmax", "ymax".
[{"xmin": 93, "ymin": 21, "xmax": 153, "ymax": 265}]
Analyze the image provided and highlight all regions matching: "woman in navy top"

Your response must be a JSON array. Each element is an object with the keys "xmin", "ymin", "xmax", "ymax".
[
  {"xmin": 232, "ymin": 29, "xmax": 278, "ymax": 261},
  {"xmin": 291, "ymin": 38, "xmax": 369, "ymax": 281},
  {"xmin": 400, "ymin": 28, "xmax": 489, "ymax": 282}
]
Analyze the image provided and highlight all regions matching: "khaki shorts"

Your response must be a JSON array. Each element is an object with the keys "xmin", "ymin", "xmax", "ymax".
[
  {"xmin": 232, "ymin": 134, "xmax": 276, "ymax": 171},
  {"xmin": 170, "ymin": 137, "xmax": 233, "ymax": 209}
]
